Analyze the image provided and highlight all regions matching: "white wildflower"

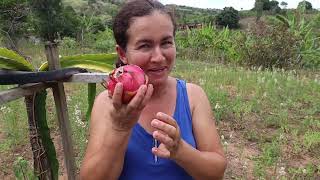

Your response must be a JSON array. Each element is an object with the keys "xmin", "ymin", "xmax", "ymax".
[
  {"xmin": 221, "ymin": 135, "xmax": 225, "ymax": 140},
  {"xmin": 243, "ymin": 161, "xmax": 248, "ymax": 169},
  {"xmin": 279, "ymin": 167, "xmax": 286, "ymax": 176},
  {"xmin": 302, "ymin": 169, "xmax": 307, "ymax": 174},
  {"xmin": 67, "ymin": 96, "xmax": 71, "ymax": 101},
  {"xmin": 279, "ymin": 133, "xmax": 284, "ymax": 140},
  {"xmin": 199, "ymin": 78, "xmax": 205, "ymax": 86},
  {"xmin": 263, "ymin": 92, "xmax": 267, "ymax": 97},
  {"xmin": 215, "ymin": 103, "xmax": 221, "ymax": 110},
  {"xmin": 74, "ymin": 104, "xmax": 84, "ymax": 128},
  {"xmin": 223, "ymin": 141, "xmax": 228, "ymax": 146},
  {"xmin": 0, "ymin": 106, "xmax": 6, "ymax": 111}
]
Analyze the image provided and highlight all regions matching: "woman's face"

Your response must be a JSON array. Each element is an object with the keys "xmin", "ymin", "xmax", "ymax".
[{"xmin": 117, "ymin": 11, "xmax": 176, "ymax": 86}]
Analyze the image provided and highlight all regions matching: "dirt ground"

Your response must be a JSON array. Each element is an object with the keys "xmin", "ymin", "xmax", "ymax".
[{"xmin": 0, "ymin": 122, "xmax": 260, "ymax": 180}]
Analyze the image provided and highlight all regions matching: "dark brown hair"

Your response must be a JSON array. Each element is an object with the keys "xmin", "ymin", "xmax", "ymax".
[{"xmin": 112, "ymin": 0, "xmax": 177, "ymax": 67}]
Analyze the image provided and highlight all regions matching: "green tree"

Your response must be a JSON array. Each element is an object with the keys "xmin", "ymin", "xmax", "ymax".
[
  {"xmin": 30, "ymin": 0, "xmax": 64, "ymax": 41},
  {"xmin": 298, "ymin": 1, "xmax": 313, "ymax": 10},
  {"xmin": 255, "ymin": 0, "xmax": 264, "ymax": 21},
  {"xmin": 30, "ymin": 0, "xmax": 81, "ymax": 41},
  {"xmin": 0, "ymin": 0, "xmax": 30, "ymax": 50},
  {"xmin": 216, "ymin": 7, "xmax": 240, "ymax": 29},
  {"xmin": 280, "ymin": 1, "xmax": 288, "ymax": 9},
  {"xmin": 60, "ymin": 6, "xmax": 81, "ymax": 38}
]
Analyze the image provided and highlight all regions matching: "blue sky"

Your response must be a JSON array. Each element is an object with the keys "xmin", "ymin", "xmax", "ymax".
[{"xmin": 159, "ymin": 0, "xmax": 320, "ymax": 10}]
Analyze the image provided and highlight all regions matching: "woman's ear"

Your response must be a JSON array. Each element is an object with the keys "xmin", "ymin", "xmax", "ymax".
[{"xmin": 116, "ymin": 45, "xmax": 128, "ymax": 64}]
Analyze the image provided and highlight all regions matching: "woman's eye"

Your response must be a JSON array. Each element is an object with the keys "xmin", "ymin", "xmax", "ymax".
[
  {"xmin": 138, "ymin": 44, "xmax": 151, "ymax": 49},
  {"xmin": 162, "ymin": 41, "xmax": 173, "ymax": 47}
]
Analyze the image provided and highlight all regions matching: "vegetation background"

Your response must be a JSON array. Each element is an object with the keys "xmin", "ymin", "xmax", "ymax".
[{"xmin": 0, "ymin": 0, "xmax": 319, "ymax": 179}]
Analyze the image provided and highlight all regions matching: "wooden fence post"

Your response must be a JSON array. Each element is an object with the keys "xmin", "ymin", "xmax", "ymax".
[{"xmin": 45, "ymin": 42, "xmax": 76, "ymax": 179}]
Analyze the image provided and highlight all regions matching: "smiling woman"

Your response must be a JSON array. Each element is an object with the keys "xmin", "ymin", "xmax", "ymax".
[{"xmin": 80, "ymin": 0, "xmax": 227, "ymax": 179}]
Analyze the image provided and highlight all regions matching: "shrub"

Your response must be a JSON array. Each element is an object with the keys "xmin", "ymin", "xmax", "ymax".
[
  {"xmin": 216, "ymin": 7, "xmax": 240, "ymax": 29},
  {"xmin": 298, "ymin": 1, "xmax": 313, "ymax": 10},
  {"xmin": 60, "ymin": 37, "xmax": 77, "ymax": 49},
  {"xmin": 241, "ymin": 21, "xmax": 300, "ymax": 69},
  {"xmin": 94, "ymin": 28, "xmax": 115, "ymax": 52}
]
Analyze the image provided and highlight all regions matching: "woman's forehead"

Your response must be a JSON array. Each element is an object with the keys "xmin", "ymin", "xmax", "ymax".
[{"xmin": 127, "ymin": 11, "xmax": 174, "ymax": 39}]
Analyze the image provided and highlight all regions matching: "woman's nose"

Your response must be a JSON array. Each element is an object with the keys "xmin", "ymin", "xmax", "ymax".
[{"xmin": 151, "ymin": 46, "xmax": 165, "ymax": 62}]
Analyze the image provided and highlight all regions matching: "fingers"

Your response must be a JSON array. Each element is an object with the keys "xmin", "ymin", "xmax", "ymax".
[
  {"xmin": 112, "ymin": 83, "xmax": 123, "ymax": 109},
  {"xmin": 126, "ymin": 85, "xmax": 147, "ymax": 112},
  {"xmin": 156, "ymin": 112, "xmax": 178, "ymax": 128},
  {"xmin": 153, "ymin": 130, "xmax": 174, "ymax": 147},
  {"xmin": 140, "ymin": 84, "xmax": 154, "ymax": 108},
  {"xmin": 152, "ymin": 144, "xmax": 170, "ymax": 158},
  {"xmin": 151, "ymin": 112, "xmax": 178, "ymax": 138}
]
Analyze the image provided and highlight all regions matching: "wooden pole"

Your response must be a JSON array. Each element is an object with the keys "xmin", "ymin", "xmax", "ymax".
[
  {"xmin": 45, "ymin": 42, "xmax": 76, "ymax": 180},
  {"xmin": 0, "ymin": 73, "xmax": 107, "ymax": 105}
]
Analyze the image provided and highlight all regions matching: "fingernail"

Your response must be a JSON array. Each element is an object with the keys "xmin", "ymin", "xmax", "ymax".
[
  {"xmin": 153, "ymin": 131, "xmax": 158, "ymax": 137},
  {"xmin": 151, "ymin": 120, "xmax": 158, "ymax": 127}
]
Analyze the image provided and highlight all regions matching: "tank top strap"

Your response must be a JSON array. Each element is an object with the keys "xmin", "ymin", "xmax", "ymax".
[{"xmin": 174, "ymin": 79, "xmax": 192, "ymax": 124}]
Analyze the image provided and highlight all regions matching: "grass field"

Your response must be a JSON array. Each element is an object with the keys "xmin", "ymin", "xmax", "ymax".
[{"xmin": 0, "ymin": 48, "xmax": 320, "ymax": 178}]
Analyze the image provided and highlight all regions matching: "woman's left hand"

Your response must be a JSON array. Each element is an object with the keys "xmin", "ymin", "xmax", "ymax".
[{"xmin": 151, "ymin": 112, "xmax": 182, "ymax": 159}]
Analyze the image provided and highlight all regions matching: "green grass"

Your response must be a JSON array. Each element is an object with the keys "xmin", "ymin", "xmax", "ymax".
[
  {"xmin": 173, "ymin": 60, "xmax": 320, "ymax": 178},
  {"xmin": 0, "ymin": 85, "xmax": 29, "ymax": 153},
  {"xmin": 1, "ymin": 57, "xmax": 320, "ymax": 178}
]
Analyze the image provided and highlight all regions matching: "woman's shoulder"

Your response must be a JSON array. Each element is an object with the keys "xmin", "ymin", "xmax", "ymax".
[
  {"xmin": 176, "ymin": 79, "xmax": 208, "ymax": 113},
  {"xmin": 173, "ymin": 78, "xmax": 205, "ymax": 96},
  {"xmin": 186, "ymin": 82, "xmax": 207, "ymax": 100}
]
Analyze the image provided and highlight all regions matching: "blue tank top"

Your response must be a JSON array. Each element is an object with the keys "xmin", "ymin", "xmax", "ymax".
[{"xmin": 119, "ymin": 79, "xmax": 196, "ymax": 180}]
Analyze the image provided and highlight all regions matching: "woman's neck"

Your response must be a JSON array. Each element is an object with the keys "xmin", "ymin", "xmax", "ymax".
[{"xmin": 150, "ymin": 77, "xmax": 174, "ymax": 99}]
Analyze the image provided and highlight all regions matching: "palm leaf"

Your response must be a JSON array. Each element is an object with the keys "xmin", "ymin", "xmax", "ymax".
[
  {"xmin": 0, "ymin": 48, "xmax": 33, "ymax": 71},
  {"xmin": 39, "ymin": 53, "xmax": 117, "ymax": 72},
  {"xmin": 86, "ymin": 83, "xmax": 96, "ymax": 122}
]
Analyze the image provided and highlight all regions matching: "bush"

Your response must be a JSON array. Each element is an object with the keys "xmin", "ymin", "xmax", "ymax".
[
  {"xmin": 298, "ymin": 1, "xmax": 313, "ymax": 10},
  {"xmin": 216, "ymin": 7, "xmax": 240, "ymax": 29},
  {"xmin": 94, "ymin": 28, "xmax": 115, "ymax": 52},
  {"xmin": 241, "ymin": 22, "xmax": 300, "ymax": 69},
  {"xmin": 60, "ymin": 37, "xmax": 77, "ymax": 49}
]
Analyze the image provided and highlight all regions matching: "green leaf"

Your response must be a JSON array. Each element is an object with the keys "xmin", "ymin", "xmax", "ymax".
[
  {"xmin": 0, "ymin": 48, "xmax": 33, "ymax": 71},
  {"xmin": 39, "ymin": 53, "xmax": 117, "ymax": 72},
  {"xmin": 35, "ymin": 90, "xmax": 59, "ymax": 180},
  {"xmin": 86, "ymin": 83, "xmax": 96, "ymax": 121}
]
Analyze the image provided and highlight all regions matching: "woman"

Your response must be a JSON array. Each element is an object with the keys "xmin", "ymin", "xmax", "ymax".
[{"xmin": 80, "ymin": 0, "xmax": 227, "ymax": 179}]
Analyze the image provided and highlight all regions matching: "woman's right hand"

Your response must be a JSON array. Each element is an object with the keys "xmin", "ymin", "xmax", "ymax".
[{"xmin": 109, "ymin": 83, "xmax": 153, "ymax": 132}]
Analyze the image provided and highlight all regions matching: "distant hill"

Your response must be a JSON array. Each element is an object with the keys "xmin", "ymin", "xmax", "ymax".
[
  {"xmin": 62, "ymin": 0, "xmax": 220, "ymax": 26},
  {"xmin": 165, "ymin": 4, "xmax": 220, "ymax": 24}
]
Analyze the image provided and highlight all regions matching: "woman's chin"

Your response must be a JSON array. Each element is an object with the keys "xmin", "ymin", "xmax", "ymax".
[{"xmin": 148, "ymin": 76, "xmax": 168, "ymax": 87}]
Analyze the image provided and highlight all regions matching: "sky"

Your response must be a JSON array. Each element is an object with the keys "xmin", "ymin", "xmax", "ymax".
[{"xmin": 159, "ymin": 0, "xmax": 320, "ymax": 10}]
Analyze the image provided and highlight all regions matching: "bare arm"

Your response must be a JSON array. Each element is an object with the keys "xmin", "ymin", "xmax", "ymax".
[
  {"xmin": 175, "ymin": 83, "xmax": 227, "ymax": 179},
  {"xmin": 79, "ymin": 91, "xmax": 131, "ymax": 179},
  {"xmin": 80, "ymin": 84, "xmax": 153, "ymax": 179},
  {"xmin": 151, "ymin": 84, "xmax": 227, "ymax": 180}
]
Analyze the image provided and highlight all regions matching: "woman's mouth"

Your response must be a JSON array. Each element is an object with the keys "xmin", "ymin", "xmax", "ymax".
[{"xmin": 147, "ymin": 67, "xmax": 167, "ymax": 75}]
